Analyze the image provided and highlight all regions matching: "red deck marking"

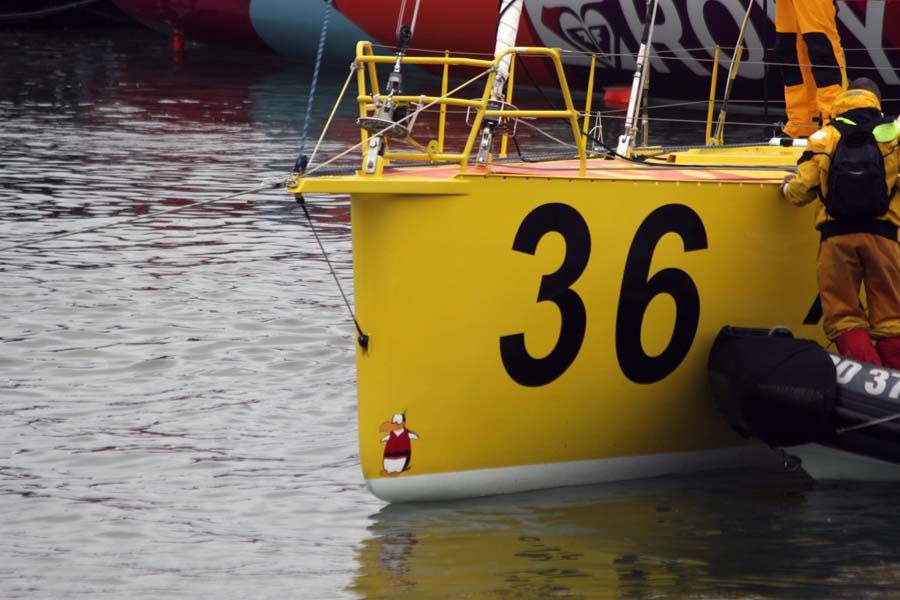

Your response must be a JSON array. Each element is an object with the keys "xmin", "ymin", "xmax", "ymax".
[{"xmin": 386, "ymin": 159, "xmax": 787, "ymax": 182}]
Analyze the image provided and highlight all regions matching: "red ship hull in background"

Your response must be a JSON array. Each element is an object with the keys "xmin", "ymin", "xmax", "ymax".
[{"xmin": 112, "ymin": 0, "xmax": 900, "ymax": 107}]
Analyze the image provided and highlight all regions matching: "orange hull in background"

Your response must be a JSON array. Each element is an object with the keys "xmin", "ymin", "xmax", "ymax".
[{"xmin": 334, "ymin": 0, "xmax": 543, "ymax": 56}]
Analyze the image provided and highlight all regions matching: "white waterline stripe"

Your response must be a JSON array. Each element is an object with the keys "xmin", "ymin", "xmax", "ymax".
[{"xmin": 367, "ymin": 444, "xmax": 778, "ymax": 503}]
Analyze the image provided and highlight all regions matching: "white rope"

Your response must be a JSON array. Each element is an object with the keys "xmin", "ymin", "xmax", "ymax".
[
  {"xmin": 409, "ymin": 0, "xmax": 422, "ymax": 35},
  {"xmin": 516, "ymin": 119, "xmax": 578, "ymax": 149},
  {"xmin": 395, "ymin": 0, "xmax": 422, "ymax": 36},
  {"xmin": 838, "ymin": 412, "xmax": 900, "ymax": 435},
  {"xmin": 308, "ymin": 63, "xmax": 359, "ymax": 169},
  {"xmin": 395, "ymin": 0, "xmax": 408, "ymax": 36}
]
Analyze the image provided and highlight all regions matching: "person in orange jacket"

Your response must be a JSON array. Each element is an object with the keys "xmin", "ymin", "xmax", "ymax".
[
  {"xmin": 783, "ymin": 79, "xmax": 900, "ymax": 367},
  {"xmin": 774, "ymin": 0, "xmax": 847, "ymax": 138}
]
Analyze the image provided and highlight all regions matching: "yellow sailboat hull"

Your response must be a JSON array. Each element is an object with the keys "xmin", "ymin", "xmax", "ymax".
[
  {"xmin": 289, "ymin": 41, "xmax": 823, "ymax": 502},
  {"xmin": 339, "ymin": 165, "xmax": 823, "ymax": 502}
]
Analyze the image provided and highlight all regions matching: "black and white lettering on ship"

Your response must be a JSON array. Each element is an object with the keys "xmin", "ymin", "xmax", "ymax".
[{"xmin": 526, "ymin": 1, "xmax": 900, "ymax": 92}]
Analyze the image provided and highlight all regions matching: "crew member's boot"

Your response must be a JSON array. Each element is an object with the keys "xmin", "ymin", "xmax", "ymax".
[
  {"xmin": 876, "ymin": 336, "xmax": 900, "ymax": 370},
  {"xmin": 835, "ymin": 328, "xmax": 882, "ymax": 365}
]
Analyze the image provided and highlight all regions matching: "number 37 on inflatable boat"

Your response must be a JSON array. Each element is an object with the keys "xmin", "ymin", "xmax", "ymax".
[{"xmin": 709, "ymin": 326, "xmax": 900, "ymax": 482}]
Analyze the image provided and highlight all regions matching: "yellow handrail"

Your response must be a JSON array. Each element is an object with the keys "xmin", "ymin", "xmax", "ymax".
[
  {"xmin": 499, "ymin": 54, "xmax": 516, "ymax": 159},
  {"xmin": 583, "ymin": 54, "xmax": 597, "ymax": 138},
  {"xmin": 355, "ymin": 54, "xmax": 494, "ymax": 69},
  {"xmin": 438, "ymin": 51, "xmax": 449, "ymax": 154},
  {"xmin": 355, "ymin": 43, "xmax": 587, "ymax": 176},
  {"xmin": 706, "ymin": 45, "xmax": 721, "ymax": 145}
]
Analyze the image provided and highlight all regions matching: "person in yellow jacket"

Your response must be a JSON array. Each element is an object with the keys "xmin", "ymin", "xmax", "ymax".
[
  {"xmin": 774, "ymin": 0, "xmax": 847, "ymax": 138},
  {"xmin": 783, "ymin": 79, "xmax": 900, "ymax": 367}
]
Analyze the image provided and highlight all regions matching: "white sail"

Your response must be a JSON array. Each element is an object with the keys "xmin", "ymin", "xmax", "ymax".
[
  {"xmin": 493, "ymin": 0, "xmax": 524, "ymax": 90},
  {"xmin": 476, "ymin": 0, "xmax": 524, "ymax": 164}
]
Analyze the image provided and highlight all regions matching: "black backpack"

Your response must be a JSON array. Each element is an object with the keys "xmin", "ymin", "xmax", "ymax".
[{"xmin": 825, "ymin": 118, "xmax": 891, "ymax": 222}]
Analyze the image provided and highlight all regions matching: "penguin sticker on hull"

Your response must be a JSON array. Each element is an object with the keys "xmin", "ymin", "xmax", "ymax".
[{"xmin": 379, "ymin": 413, "xmax": 419, "ymax": 476}]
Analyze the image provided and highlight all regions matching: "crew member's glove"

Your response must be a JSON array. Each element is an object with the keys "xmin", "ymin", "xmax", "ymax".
[{"xmin": 781, "ymin": 174, "xmax": 796, "ymax": 197}]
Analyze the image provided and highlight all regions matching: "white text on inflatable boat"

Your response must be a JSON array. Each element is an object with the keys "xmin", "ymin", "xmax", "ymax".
[{"xmin": 830, "ymin": 354, "xmax": 900, "ymax": 399}]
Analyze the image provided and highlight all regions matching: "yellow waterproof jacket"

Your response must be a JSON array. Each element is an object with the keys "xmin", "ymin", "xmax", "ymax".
[{"xmin": 784, "ymin": 89, "xmax": 900, "ymax": 232}]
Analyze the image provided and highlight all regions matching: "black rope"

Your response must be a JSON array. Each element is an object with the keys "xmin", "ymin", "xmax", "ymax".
[
  {"xmin": 504, "ymin": 127, "xmax": 796, "ymax": 170},
  {"xmin": 494, "ymin": 0, "xmax": 517, "ymax": 36},
  {"xmin": 515, "ymin": 53, "xmax": 562, "ymax": 113},
  {"xmin": 296, "ymin": 194, "xmax": 369, "ymax": 350},
  {"xmin": 510, "ymin": 135, "xmax": 542, "ymax": 163}
]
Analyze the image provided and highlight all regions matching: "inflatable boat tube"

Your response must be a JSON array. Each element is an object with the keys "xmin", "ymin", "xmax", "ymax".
[{"xmin": 709, "ymin": 326, "xmax": 900, "ymax": 466}]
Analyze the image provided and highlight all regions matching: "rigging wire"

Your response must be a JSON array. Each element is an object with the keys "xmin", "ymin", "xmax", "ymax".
[
  {"xmin": 496, "ymin": 109, "xmax": 794, "ymax": 171},
  {"xmin": 838, "ymin": 411, "xmax": 900, "ymax": 435},
  {"xmin": 295, "ymin": 1, "xmax": 381, "ymax": 346},
  {"xmin": 297, "ymin": 0, "xmax": 333, "ymax": 163},
  {"xmin": 395, "ymin": 0, "xmax": 423, "ymax": 37},
  {"xmin": 395, "ymin": 0, "xmax": 408, "ymax": 35},
  {"xmin": 377, "ymin": 43, "xmax": 900, "ymax": 58},
  {"xmin": 515, "ymin": 118, "xmax": 578, "ymax": 148},
  {"xmin": 302, "ymin": 67, "xmax": 493, "ymax": 178},
  {"xmin": 295, "ymin": 195, "xmax": 369, "ymax": 350},
  {"xmin": 515, "ymin": 52, "xmax": 561, "ymax": 112},
  {"xmin": 502, "ymin": 102, "xmax": 797, "ymax": 170},
  {"xmin": 408, "ymin": 0, "xmax": 422, "ymax": 35},
  {"xmin": 307, "ymin": 62, "xmax": 359, "ymax": 170}
]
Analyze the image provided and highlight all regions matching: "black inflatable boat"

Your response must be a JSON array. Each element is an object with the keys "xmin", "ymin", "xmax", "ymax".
[{"xmin": 709, "ymin": 326, "xmax": 900, "ymax": 481}]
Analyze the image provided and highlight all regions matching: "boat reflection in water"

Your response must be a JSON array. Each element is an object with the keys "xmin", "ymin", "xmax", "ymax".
[{"xmin": 352, "ymin": 468, "xmax": 900, "ymax": 598}]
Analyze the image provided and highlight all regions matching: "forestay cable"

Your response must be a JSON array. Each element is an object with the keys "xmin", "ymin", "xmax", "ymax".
[
  {"xmin": 297, "ymin": 0, "xmax": 334, "ymax": 164},
  {"xmin": 295, "ymin": 195, "xmax": 369, "ymax": 350}
]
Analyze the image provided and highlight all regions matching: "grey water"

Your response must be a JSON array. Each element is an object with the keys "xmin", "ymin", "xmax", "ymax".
[{"xmin": 1, "ymin": 26, "xmax": 899, "ymax": 600}]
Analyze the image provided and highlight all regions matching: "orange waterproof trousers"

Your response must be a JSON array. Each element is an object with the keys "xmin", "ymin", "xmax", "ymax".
[
  {"xmin": 775, "ymin": 0, "xmax": 846, "ymax": 138},
  {"xmin": 818, "ymin": 233, "xmax": 900, "ymax": 341}
]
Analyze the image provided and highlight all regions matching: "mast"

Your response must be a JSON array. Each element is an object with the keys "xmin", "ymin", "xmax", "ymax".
[
  {"xmin": 616, "ymin": 0, "xmax": 659, "ymax": 158},
  {"xmin": 475, "ymin": 0, "xmax": 524, "ymax": 165}
]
